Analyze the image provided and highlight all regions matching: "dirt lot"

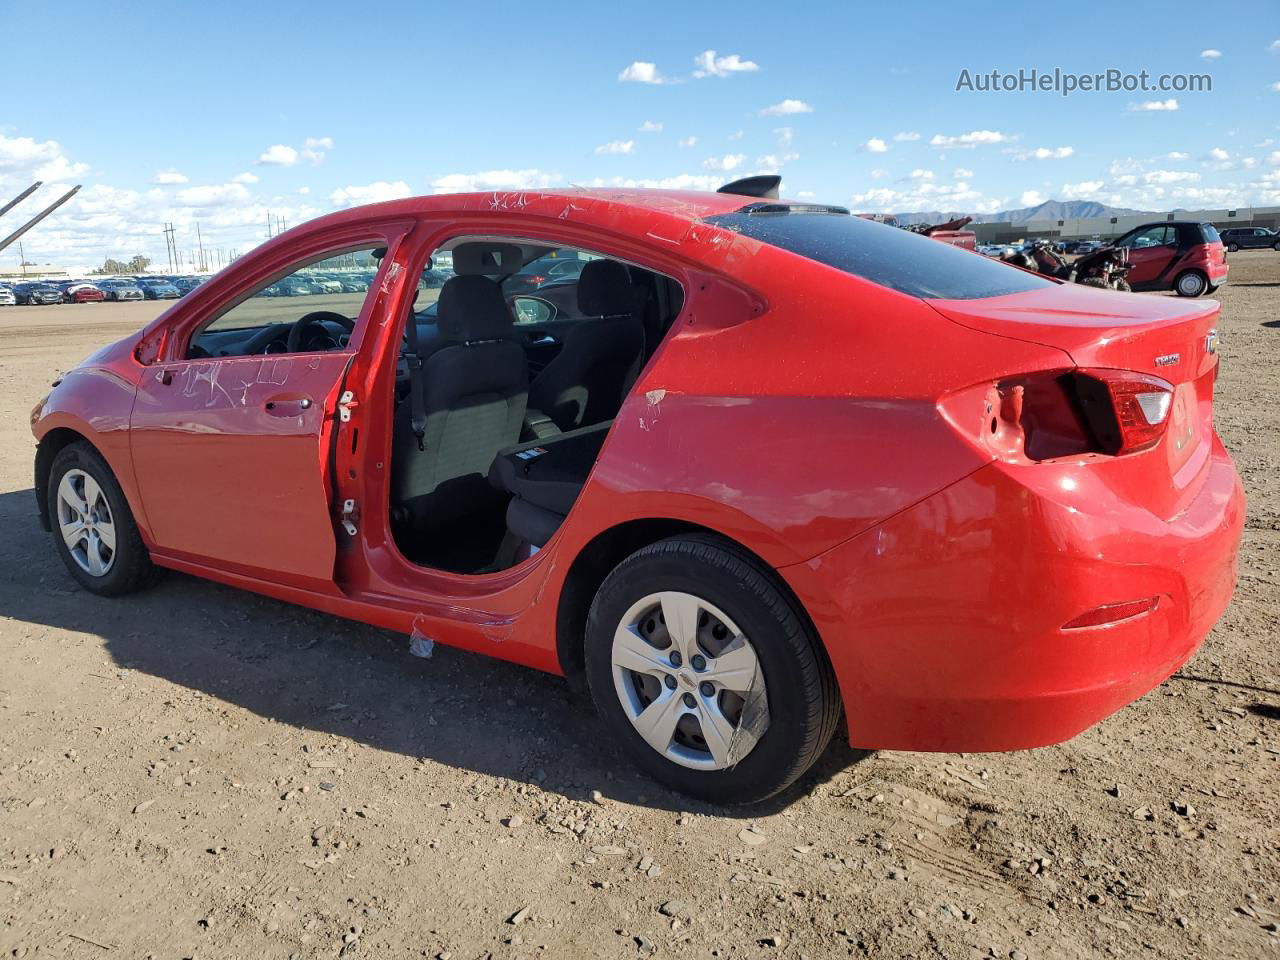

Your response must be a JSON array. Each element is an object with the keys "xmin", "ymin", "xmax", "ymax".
[{"xmin": 1, "ymin": 257, "xmax": 1277, "ymax": 960}]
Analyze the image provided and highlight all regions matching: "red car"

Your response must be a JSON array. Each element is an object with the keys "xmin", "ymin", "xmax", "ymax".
[
  {"xmin": 60, "ymin": 283, "xmax": 106, "ymax": 304},
  {"xmin": 1109, "ymin": 221, "xmax": 1228, "ymax": 297},
  {"xmin": 30, "ymin": 188, "xmax": 1244, "ymax": 804}
]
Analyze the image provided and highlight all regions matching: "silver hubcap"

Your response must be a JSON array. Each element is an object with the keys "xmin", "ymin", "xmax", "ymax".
[
  {"xmin": 56, "ymin": 469, "xmax": 116, "ymax": 577},
  {"xmin": 611, "ymin": 591, "xmax": 769, "ymax": 771},
  {"xmin": 1178, "ymin": 274, "xmax": 1203, "ymax": 295}
]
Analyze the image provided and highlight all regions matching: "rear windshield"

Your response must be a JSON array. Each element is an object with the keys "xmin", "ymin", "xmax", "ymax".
[
  {"xmin": 703, "ymin": 206, "xmax": 1053, "ymax": 300},
  {"xmin": 1198, "ymin": 223, "xmax": 1221, "ymax": 244}
]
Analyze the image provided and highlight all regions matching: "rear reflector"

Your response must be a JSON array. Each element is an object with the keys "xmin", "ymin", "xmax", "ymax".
[{"xmin": 1062, "ymin": 597, "xmax": 1159, "ymax": 630}]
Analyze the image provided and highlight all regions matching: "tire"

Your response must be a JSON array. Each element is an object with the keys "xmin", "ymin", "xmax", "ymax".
[
  {"xmin": 1273, "ymin": 241, "xmax": 1280, "ymax": 252},
  {"xmin": 1227, "ymin": 243, "xmax": 1239, "ymax": 252},
  {"xmin": 584, "ymin": 535, "xmax": 840, "ymax": 805},
  {"xmin": 1174, "ymin": 270, "xmax": 1208, "ymax": 297},
  {"xmin": 1111, "ymin": 278, "xmax": 1132, "ymax": 293},
  {"xmin": 47, "ymin": 442, "xmax": 160, "ymax": 596},
  {"xmin": 1080, "ymin": 277, "xmax": 1108, "ymax": 288}
]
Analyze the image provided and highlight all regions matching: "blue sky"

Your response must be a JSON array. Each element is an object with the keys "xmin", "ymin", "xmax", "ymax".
[{"xmin": 3, "ymin": 0, "xmax": 1279, "ymax": 270}]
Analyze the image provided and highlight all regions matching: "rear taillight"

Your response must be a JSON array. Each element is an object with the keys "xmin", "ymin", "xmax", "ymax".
[
  {"xmin": 1062, "ymin": 596, "xmax": 1159, "ymax": 629},
  {"xmin": 982, "ymin": 368, "xmax": 1175, "ymax": 461},
  {"xmin": 1070, "ymin": 369, "xmax": 1173, "ymax": 456}
]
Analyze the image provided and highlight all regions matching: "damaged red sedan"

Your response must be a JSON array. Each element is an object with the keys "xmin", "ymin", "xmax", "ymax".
[{"xmin": 30, "ymin": 182, "xmax": 1244, "ymax": 803}]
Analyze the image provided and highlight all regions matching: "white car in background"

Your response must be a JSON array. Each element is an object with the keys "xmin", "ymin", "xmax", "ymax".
[{"xmin": 0, "ymin": 285, "xmax": 16, "ymax": 306}]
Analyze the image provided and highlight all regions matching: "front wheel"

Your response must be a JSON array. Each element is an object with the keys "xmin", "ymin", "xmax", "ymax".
[
  {"xmin": 1175, "ymin": 270, "xmax": 1208, "ymax": 297},
  {"xmin": 1273, "ymin": 241, "xmax": 1280, "ymax": 252},
  {"xmin": 1111, "ymin": 278, "xmax": 1132, "ymax": 292},
  {"xmin": 584, "ymin": 536, "xmax": 840, "ymax": 805},
  {"xmin": 1227, "ymin": 243, "xmax": 1239, "ymax": 252},
  {"xmin": 47, "ymin": 442, "xmax": 159, "ymax": 596}
]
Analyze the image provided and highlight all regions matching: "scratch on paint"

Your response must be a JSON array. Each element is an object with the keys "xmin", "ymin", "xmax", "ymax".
[
  {"xmin": 639, "ymin": 388, "xmax": 666, "ymax": 432},
  {"xmin": 379, "ymin": 260, "xmax": 403, "ymax": 297},
  {"xmin": 180, "ymin": 363, "xmax": 237, "ymax": 408}
]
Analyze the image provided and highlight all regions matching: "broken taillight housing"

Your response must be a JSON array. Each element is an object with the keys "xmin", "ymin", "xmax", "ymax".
[
  {"xmin": 1062, "ymin": 596, "xmax": 1159, "ymax": 629},
  {"xmin": 992, "ymin": 368, "xmax": 1175, "ymax": 460}
]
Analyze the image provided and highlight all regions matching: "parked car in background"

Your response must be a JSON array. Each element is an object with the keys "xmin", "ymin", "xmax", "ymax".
[
  {"xmin": 137, "ymin": 278, "xmax": 181, "ymax": 300},
  {"xmin": 175, "ymin": 277, "xmax": 207, "ymax": 297},
  {"xmin": 58, "ymin": 282, "xmax": 106, "ymax": 304},
  {"xmin": 306, "ymin": 275, "xmax": 343, "ymax": 294},
  {"xmin": 1219, "ymin": 227, "xmax": 1280, "ymax": 252},
  {"xmin": 96, "ymin": 279, "xmax": 145, "ymax": 302},
  {"xmin": 13, "ymin": 282, "xmax": 63, "ymax": 305},
  {"xmin": 1108, "ymin": 221, "xmax": 1228, "ymax": 297},
  {"xmin": 276, "ymin": 277, "xmax": 315, "ymax": 296},
  {"xmin": 0, "ymin": 285, "xmax": 16, "ymax": 306},
  {"xmin": 1063, "ymin": 239, "xmax": 1104, "ymax": 255}
]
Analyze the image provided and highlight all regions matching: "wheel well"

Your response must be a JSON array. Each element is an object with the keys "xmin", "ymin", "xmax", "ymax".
[
  {"xmin": 34, "ymin": 428, "xmax": 91, "ymax": 530},
  {"xmin": 554, "ymin": 520, "xmax": 825, "ymax": 686}
]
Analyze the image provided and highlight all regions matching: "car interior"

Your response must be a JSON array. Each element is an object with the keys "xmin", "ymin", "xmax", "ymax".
[
  {"xmin": 388, "ymin": 238, "xmax": 684, "ymax": 573},
  {"xmin": 180, "ymin": 239, "xmax": 684, "ymax": 575}
]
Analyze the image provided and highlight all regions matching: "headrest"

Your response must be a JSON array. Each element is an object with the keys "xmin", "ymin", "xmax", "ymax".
[
  {"xmin": 577, "ymin": 259, "xmax": 636, "ymax": 316},
  {"xmin": 451, "ymin": 242, "xmax": 524, "ymax": 276},
  {"xmin": 436, "ymin": 275, "xmax": 514, "ymax": 342}
]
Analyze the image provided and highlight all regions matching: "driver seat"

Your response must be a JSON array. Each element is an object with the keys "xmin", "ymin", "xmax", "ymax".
[{"xmin": 391, "ymin": 274, "xmax": 528, "ymax": 531}]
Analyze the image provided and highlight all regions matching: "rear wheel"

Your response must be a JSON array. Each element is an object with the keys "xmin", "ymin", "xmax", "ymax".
[
  {"xmin": 585, "ymin": 536, "xmax": 840, "ymax": 805},
  {"xmin": 1111, "ymin": 278, "xmax": 1132, "ymax": 293},
  {"xmin": 1175, "ymin": 270, "xmax": 1208, "ymax": 297},
  {"xmin": 48, "ymin": 443, "xmax": 159, "ymax": 596},
  {"xmin": 1227, "ymin": 243, "xmax": 1240, "ymax": 252}
]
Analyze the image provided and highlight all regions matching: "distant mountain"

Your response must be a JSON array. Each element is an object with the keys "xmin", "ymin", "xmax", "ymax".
[{"xmin": 890, "ymin": 199, "xmax": 1153, "ymax": 226}]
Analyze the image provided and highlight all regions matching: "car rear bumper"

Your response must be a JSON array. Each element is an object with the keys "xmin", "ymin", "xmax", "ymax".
[{"xmin": 784, "ymin": 435, "xmax": 1244, "ymax": 752}]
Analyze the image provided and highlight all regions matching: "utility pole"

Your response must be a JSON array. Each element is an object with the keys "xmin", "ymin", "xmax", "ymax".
[
  {"xmin": 196, "ymin": 221, "xmax": 206, "ymax": 273},
  {"xmin": 18, "ymin": 240, "xmax": 26, "ymax": 277}
]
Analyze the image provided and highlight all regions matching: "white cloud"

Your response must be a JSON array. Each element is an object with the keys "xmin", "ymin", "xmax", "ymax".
[
  {"xmin": 677, "ymin": 136, "xmax": 697, "ymax": 148},
  {"xmin": 1014, "ymin": 145, "xmax": 1075, "ymax": 160},
  {"xmin": 863, "ymin": 138, "xmax": 888, "ymax": 153},
  {"xmin": 231, "ymin": 171, "xmax": 259, "ymax": 184},
  {"xmin": 848, "ymin": 180, "xmax": 996, "ymax": 215},
  {"xmin": 594, "ymin": 139, "xmax": 636, "ymax": 155},
  {"xmin": 1130, "ymin": 99, "xmax": 1179, "ymax": 111},
  {"xmin": 728, "ymin": 129, "xmax": 744, "ymax": 141},
  {"xmin": 1200, "ymin": 49, "xmax": 1222, "ymax": 60},
  {"xmin": 1164, "ymin": 151, "xmax": 1190, "ymax": 160},
  {"xmin": 929, "ymin": 130, "xmax": 1010, "ymax": 148},
  {"xmin": 298, "ymin": 186, "xmax": 310, "ymax": 194},
  {"xmin": 755, "ymin": 152, "xmax": 798, "ymax": 171},
  {"xmin": 173, "ymin": 183, "xmax": 252, "ymax": 207},
  {"xmin": 774, "ymin": 127, "xmax": 793, "ymax": 145},
  {"xmin": 869, "ymin": 169, "xmax": 887, "ymax": 179},
  {"xmin": 759, "ymin": 99, "xmax": 813, "ymax": 116},
  {"xmin": 257, "ymin": 144, "xmax": 299, "ymax": 166},
  {"xmin": 0, "ymin": 134, "xmax": 89, "ymax": 185},
  {"xmin": 1271, "ymin": 39, "xmax": 1280, "ymax": 51},
  {"xmin": 638, "ymin": 120, "xmax": 663, "ymax": 132},
  {"xmin": 1143, "ymin": 169, "xmax": 1199, "ymax": 184},
  {"xmin": 618, "ymin": 61, "xmax": 666, "ymax": 84},
  {"xmin": 329, "ymin": 180, "xmax": 412, "ymax": 207},
  {"xmin": 702, "ymin": 153, "xmax": 747, "ymax": 172},
  {"xmin": 301, "ymin": 136, "xmax": 332, "ymax": 164},
  {"xmin": 1271, "ymin": 82, "xmax": 1280, "ymax": 92},
  {"xmin": 893, "ymin": 131, "xmax": 921, "ymax": 142},
  {"xmin": 1061, "ymin": 180, "xmax": 1105, "ymax": 198},
  {"xmin": 429, "ymin": 169, "xmax": 561, "ymax": 193},
  {"xmin": 954, "ymin": 168, "xmax": 974, "ymax": 178},
  {"xmin": 907, "ymin": 169, "xmax": 934, "ymax": 180},
  {"xmin": 584, "ymin": 173, "xmax": 723, "ymax": 191},
  {"xmin": 151, "ymin": 169, "xmax": 189, "ymax": 185},
  {"xmin": 692, "ymin": 50, "xmax": 759, "ymax": 78},
  {"xmin": 1208, "ymin": 147, "xmax": 1230, "ymax": 161},
  {"xmin": 1020, "ymin": 190, "xmax": 1046, "ymax": 206}
]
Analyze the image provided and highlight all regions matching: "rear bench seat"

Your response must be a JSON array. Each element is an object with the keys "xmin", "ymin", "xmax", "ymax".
[{"xmin": 488, "ymin": 421, "xmax": 612, "ymax": 547}]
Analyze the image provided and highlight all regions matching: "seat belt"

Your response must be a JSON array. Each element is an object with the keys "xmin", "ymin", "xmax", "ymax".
[{"xmin": 403, "ymin": 301, "xmax": 428, "ymax": 451}]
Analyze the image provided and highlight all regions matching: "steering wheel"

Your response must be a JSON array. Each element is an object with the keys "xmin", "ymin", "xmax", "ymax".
[{"xmin": 286, "ymin": 311, "xmax": 355, "ymax": 352}]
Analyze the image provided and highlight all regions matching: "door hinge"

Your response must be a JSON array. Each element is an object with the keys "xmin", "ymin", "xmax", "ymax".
[
  {"xmin": 339, "ymin": 498, "xmax": 359, "ymax": 536},
  {"xmin": 338, "ymin": 390, "xmax": 359, "ymax": 422}
]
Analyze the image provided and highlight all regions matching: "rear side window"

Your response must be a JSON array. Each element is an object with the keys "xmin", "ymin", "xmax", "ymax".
[
  {"xmin": 703, "ymin": 206, "xmax": 1052, "ymax": 300},
  {"xmin": 1198, "ymin": 223, "xmax": 1222, "ymax": 244}
]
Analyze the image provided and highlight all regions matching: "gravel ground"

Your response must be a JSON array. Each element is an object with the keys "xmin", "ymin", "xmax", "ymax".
[{"xmin": 0, "ymin": 255, "xmax": 1277, "ymax": 959}]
